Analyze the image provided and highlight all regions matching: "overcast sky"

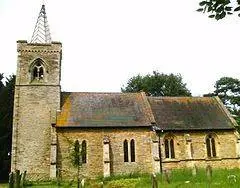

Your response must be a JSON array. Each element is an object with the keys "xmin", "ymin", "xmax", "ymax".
[{"xmin": 0, "ymin": 0, "xmax": 239, "ymax": 96}]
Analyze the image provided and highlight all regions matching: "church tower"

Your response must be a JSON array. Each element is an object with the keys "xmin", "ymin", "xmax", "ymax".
[{"xmin": 11, "ymin": 4, "xmax": 62, "ymax": 180}]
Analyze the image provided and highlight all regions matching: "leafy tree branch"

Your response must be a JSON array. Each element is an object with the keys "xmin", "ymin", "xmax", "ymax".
[
  {"xmin": 122, "ymin": 71, "xmax": 191, "ymax": 97},
  {"xmin": 197, "ymin": 0, "xmax": 240, "ymax": 20}
]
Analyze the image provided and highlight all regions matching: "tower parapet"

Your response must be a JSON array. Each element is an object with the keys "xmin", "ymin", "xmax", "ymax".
[{"xmin": 16, "ymin": 40, "xmax": 62, "ymax": 86}]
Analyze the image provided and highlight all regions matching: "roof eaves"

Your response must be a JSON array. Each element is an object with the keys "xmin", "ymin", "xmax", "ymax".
[
  {"xmin": 157, "ymin": 127, "xmax": 235, "ymax": 131},
  {"xmin": 56, "ymin": 124, "xmax": 152, "ymax": 128}
]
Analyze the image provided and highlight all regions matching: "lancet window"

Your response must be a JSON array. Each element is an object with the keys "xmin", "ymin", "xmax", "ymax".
[
  {"xmin": 164, "ymin": 136, "xmax": 175, "ymax": 159},
  {"xmin": 123, "ymin": 139, "xmax": 136, "ymax": 162},
  {"xmin": 123, "ymin": 140, "xmax": 129, "ymax": 162},
  {"xmin": 206, "ymin": 134, "xmax": 217, "ymax": 158}
]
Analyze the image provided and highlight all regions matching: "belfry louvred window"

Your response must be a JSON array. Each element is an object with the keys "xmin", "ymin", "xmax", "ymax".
[{"xmin": 32, "ymin": 59, "xmax": 44, "ymax": 80}]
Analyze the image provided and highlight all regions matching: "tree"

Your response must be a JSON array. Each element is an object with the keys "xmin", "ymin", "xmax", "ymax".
[
  {"xmin": 0, "ymin": 74, "xmax": 15, "ymax": 181},
  {"xmin": 71, "ymin": 140, "xmax": 82, "ymax": 188},
  {"xmin": 197, "ymin": 0, "xmax": 240, "ymax": 20},
  {"xmin": 204, "ymin": 77, "xmax": 240, "ymax": 124},
  {"xmin": 121, "ymin": 71, "xmax": 191, "ymax": 97},
  {"xmin": 0, "ymin": 73, "xmax": 4, "ymax": 91}
]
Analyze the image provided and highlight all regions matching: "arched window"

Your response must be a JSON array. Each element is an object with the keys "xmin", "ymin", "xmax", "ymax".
[
  {"xmin": 123, "ymin": 140, "xmax": 128, "ymax": 162},
  {"xmin": 164, "ymin": 137, "xmax": 175, "ymax": 159},
  {"xmin": 32, "ymin": 59, "xmax": 44, "ymax": 80},
  {"xmin": 130, "ymin": 139, "xmax": 135, "ymax": 162},
  {"xmin": 81, "ymin": 140, "xmax": 87, "ymax": 164},
  {"xmin": 206, "ymin": 134, "xmax": 216, "ymax": 157}
]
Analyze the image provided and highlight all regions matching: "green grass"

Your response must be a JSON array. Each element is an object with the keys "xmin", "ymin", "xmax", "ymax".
[
  {"xmin": 96, "ymin": 168, "xmax": 240, "ymax": 188},
  {"xmin": 2, "ymin": 168, "xmax": 240, "ymax": 187},
  {"xmin": 0, "ymin": 183, "xmax": 8, "ymax": 188}
]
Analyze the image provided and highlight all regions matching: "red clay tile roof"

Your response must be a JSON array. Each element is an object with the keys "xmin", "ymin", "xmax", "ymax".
[
  {"xmin": 148, "ymin": 97, "xmax": 236, "ymax": 130},
  {"xmin": 57, "ymin": 92, "xmax": 153, "ymax": 127}
]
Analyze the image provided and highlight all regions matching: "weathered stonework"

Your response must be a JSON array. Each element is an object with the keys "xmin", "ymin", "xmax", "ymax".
[
  {"xmin": 103, "ymin": 136, "xmax": 110, "ymax": 177},
  {"xmin": 55, "ymin": 128, "xmax": 240, "ymax": 180},
  {"xmin": 57, "ymin": 127, "xmax": 153, "ymax": 179},
  {"xmin": 50, "ymin": 125, "xmax": 57, "ymax": 178},
  {"xmin": 160, "ymin": 130, "xmax": 240, "ymax": 170},
  {"xmin": 11, "ymin": 41, "xmax": 62, "ymax": 180}
]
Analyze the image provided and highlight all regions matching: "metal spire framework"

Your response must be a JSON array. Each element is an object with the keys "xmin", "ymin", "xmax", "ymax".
[{"xmin": 30, "ymin": 4, "xmax": 52, "ymax": 43}]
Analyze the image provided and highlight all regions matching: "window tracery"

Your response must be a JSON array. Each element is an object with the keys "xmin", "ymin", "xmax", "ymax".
[{"xmin": 31, "ymin": 59, "xmax": 45, "ymax": 81}]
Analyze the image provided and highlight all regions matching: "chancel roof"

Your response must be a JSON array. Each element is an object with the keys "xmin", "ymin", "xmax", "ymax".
[
  {"xmin": 57, "ymin": 92, "xmax": 154, "ymax": 127},
  {"xmin": 148, "ymin": 97, "xmax": 236, "ymax": 131}
]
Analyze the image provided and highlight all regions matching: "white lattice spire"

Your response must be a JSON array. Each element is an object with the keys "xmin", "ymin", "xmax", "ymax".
[{"xmin": 30, "ymin": 4, "xmax": 52, "ymax": 43}]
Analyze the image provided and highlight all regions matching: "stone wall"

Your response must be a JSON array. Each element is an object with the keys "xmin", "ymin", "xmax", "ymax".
[
  {"xmin": 56, "ymin": 127, "xmax": 154, "ymax": 179},
  {"xmin": 160, "ymin": 130, "xmax": 240, "ymax": 170},
  {"xmin": 57, "ymin": 128, "xmax": 240, "ymax": 179},
  {"xmin": 11, "ymin": 41, "xmax": 62, "ymax": 180}
]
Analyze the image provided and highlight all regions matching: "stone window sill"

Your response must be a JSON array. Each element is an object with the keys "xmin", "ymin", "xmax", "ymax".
[
  {"xmin": 205, "ymin": 157, "xmax": 221, "ymax": 161},
  {"xmin": 30, "ymin": 79, "xmax": 46, "ymax": 84},
  {"xmin": 123, "ymin": 162, "xmax": 137, "ymax": 164},
  {"xmin": 162, "ymin": 158, "xmax": 180, "ymax": 163}
]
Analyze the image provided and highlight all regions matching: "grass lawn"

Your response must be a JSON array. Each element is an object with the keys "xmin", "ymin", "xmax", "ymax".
[{"xmin": 2, "ymin": 168, "xmax": 240, "ymax": 187}]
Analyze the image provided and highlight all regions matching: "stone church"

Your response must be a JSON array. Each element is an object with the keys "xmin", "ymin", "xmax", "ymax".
[{"xmin": 11, "ymin": 4, "xmax": 240, "ymax": 180}]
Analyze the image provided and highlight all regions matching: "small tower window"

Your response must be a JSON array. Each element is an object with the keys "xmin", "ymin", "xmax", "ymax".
[{"xmin": 32, "ymin": 59, "xmax": 44, "ymax": 81}]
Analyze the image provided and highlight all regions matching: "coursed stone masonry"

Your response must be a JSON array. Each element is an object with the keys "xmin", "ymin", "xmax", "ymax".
[{"xmin": 11, "ymin": 41, "xmax": 62, "ymax": 180}]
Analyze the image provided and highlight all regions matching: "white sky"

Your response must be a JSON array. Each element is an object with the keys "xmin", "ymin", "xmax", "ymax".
[{"xmin": 0, "ymin": 0, "xmax": 239, "ymax": 96}]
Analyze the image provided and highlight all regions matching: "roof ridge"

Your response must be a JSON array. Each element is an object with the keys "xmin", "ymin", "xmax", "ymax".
[
  {"xmin": 148, "ymin": 96, "xmax": 214, "ymax": 99},
  {"xmin": 61, "ymin": 92, "xmax": 142, "ymax": 95}
]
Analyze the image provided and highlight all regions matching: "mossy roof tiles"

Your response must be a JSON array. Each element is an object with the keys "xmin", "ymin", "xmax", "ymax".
[
  {"xmin": 57, "ymin": 93, "xmax": 236, "ymax": 130},
  {"xmin": 57, "ymin": 92, "xmax": 152, "ymax": 127},
  {"xmin": 148, "ymin": 97, "xmax": 235, "ymax": 130}
]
